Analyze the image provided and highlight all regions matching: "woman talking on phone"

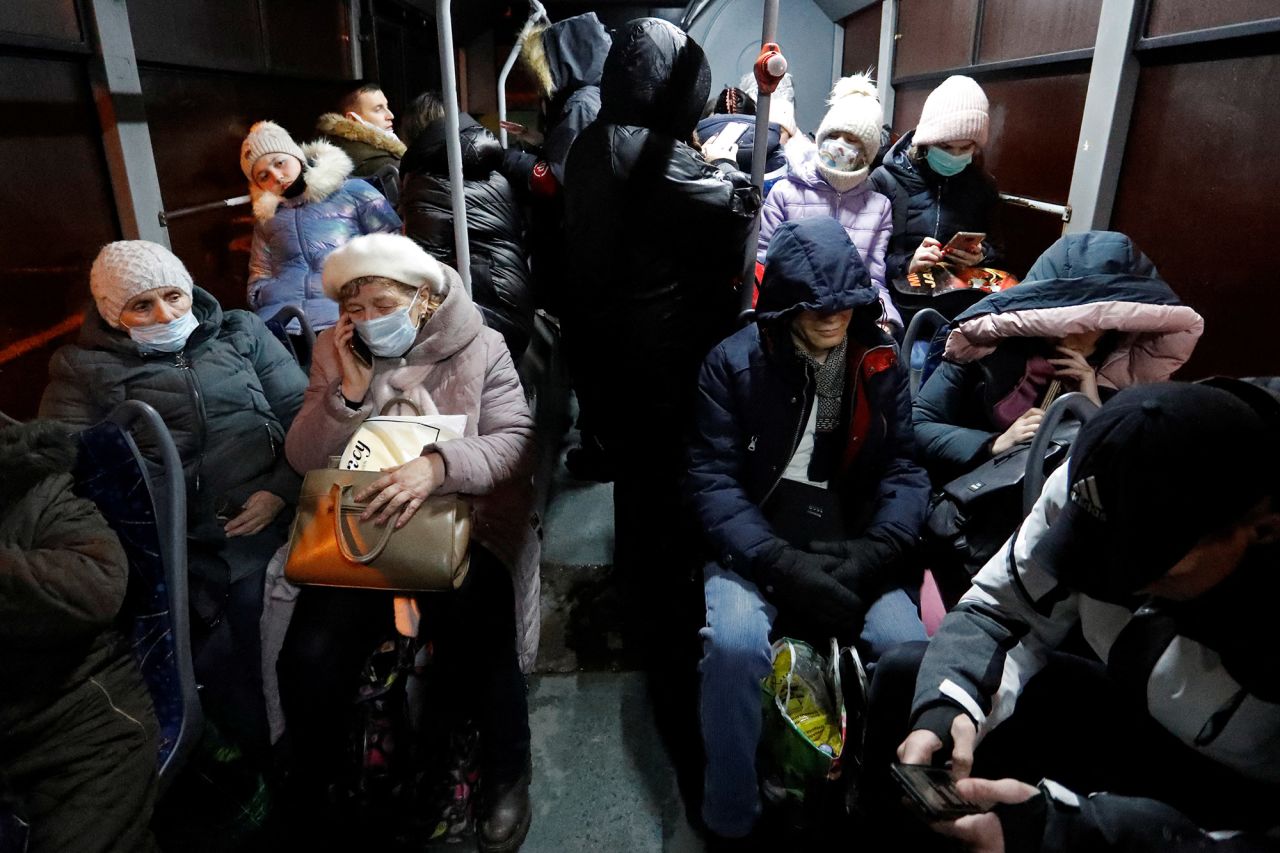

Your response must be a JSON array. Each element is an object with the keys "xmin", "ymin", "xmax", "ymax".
[
  {"xmin": 868, "ymin": 75, "xmax": 1003, "ymax": 286},
  {"xmin": 39, "ymin": 240, "xmax": 308, "ymax": 764},
  {"xmin": 279, "ymin": 233, "xmax": 538, "ymax": 852}
]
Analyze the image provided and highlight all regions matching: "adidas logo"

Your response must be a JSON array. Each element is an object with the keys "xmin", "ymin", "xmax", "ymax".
[{"xmin": 1070, "ymin": 475, "xmax": 1107, "ymax": 521}]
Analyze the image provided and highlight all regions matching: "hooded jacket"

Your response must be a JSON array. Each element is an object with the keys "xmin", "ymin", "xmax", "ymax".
[
  {"xmin": 40, "ymin": 289, "xmax": 309, "ymax": 576},
  {"xmin": 867, "ymin": 129, "xmax": 1001, "ymax": 283},
  {"xmin": 686, "ymin": 219, "xmax": 929, "ymax": 588},
  {"xmin": 695, "ymin": 113, "xmax": 785, "ymax": 180},
  {"xmin": 757, "ymin": 139, "xmax": 900, "ymax": 327},
  {"xmin": 914, "ymin": 232, "xmax": 1204, "ymax": 478},
  {"xmin": 316, "ymin": 112, "xmax": 406, "ymax": 178},
  {"xmin": 247, "ymin": 139, "xmax": 402, "ymax": 330},
  {"xmin": 400, "ymin": 114, "xmax": 535, "ymax": 360},
  {"xmin": 564, "ymin": 18, "xmax": 761, "ymax": 441},
  {"xmin": 284, "ymin": 265, "xmax": 540, "ymax": 672}
]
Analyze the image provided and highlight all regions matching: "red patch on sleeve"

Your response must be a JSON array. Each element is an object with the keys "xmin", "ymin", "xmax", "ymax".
[
  {"xmin": 862, "ymin": 347, "xmax": 898, "ymax": 379},
  {"xmin": 530, "ymin": 161, "xmax": 557, "ymax": 198}
]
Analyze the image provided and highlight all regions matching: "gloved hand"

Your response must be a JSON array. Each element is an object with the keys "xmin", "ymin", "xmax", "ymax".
[
  {"xmin": 811, "ymin": 533, "xmax": 901, "ymax": 599},
  {"xmin": 753, "ymin": 541, "xmax": 869, "ymax": 641}
]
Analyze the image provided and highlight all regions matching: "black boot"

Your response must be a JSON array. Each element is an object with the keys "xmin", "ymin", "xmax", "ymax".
[{"xmin": 477, "ymin": 761, "xmax": 532, "ymax": 853}]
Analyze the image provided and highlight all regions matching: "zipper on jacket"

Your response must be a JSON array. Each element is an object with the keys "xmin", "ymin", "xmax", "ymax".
[
  {"xmin": 934, "ymin": 178, "xmax": 945, "ymax": 241},
  {"xmin": 760, "ymin": 370, "xmax": 813, "ymax": 505},
  {"xmin": 175, "ymin": 352, "xmax": 209, "ymax": 494},
  {"xmin": 265, "ymin": 422, "xmax": 279, "ymax": 459}
]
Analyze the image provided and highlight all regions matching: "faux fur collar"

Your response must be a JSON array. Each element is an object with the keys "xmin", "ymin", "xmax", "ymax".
[
  {"xmin": 316, "ymin": 113, "xmax": 407, "ymax": 158},
  {"xmin": 0, "ymin": 421, "xmax": 78, "ymax": 515},
  {"xmin": 251, "ymin": 138, "xmax": 355, "ymax": 221}
]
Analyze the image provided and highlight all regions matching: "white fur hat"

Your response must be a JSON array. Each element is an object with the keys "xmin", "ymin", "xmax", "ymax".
[
  {"xmin": 816, "ymin": 74, "xmax": 883, "ymax": 160},
  {"xmin": 240, "ymin": 120, "xmax": 306, "ymax": 180},
  {"xmin": 90, "ymin": 240, "xmax": 194, "ymax": 329},
  {"xmin": 322, "ymin": 233, "xmax": 445, "ymax": 301},
  {"xmin": 914, "ymin": 75, "xmax": 989, "ymax": 148}
]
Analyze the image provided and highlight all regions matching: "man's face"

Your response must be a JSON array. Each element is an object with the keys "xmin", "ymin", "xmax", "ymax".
[
  {"xmin": 351, "ymin": 90, "xmax": 394, "ymax": 131},
  {"xmin": 1142, "ymin": 501, "xmax": 1278, "ymax": 601},
  {"xmin": 792, "ymin": 309, "xmax": 853, "ymax": 356}
]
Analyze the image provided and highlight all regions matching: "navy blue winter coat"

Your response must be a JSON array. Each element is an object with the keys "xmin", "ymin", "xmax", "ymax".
[{"xmin": 686, "ymin": 218, "xmax": 930, "ymax": 579}]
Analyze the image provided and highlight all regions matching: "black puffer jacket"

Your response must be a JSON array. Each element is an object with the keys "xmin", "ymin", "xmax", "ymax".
[
  {"xmin": 400, "ymin": 115, "xmax": 534, "ymax": 359},
  {"xmin": 564, "ymin": 18, "xmax": 761, "ymax": 443},
  {"xmin": 867, "ymin": 129, "xmax": 1002, "ymax": 283}
]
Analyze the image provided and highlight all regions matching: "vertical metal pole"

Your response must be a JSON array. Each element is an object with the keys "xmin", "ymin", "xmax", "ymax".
[
  {"xmin": 739, "ymin": 0, "xmax": 781, "ymax": 318},
  {"xmin": 348, "ymin": 0, "xmax": 364, "ymax": 77},
  {"xmin": 1065, "ymin": 0, "xmax": 1142, "ymax": 232},
  {"xmin": 435, "ymin": 0, "xmax": 472, "ymax": 293},
  {"xmin": 877, "ymin": 0, "xmax": 897, "ymax": 123},
  {"xmin": 498, "ymin": 1, "xmax": 547, "ymax": 148},
  {"xmin": 86, "ymin": 0, "xmax": 170, "ymax": 246}
]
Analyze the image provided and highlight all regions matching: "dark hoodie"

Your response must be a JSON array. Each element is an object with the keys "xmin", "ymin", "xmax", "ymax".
[
  {"xmin": 867, "ymin": 129, "xmax": 1002, "ymax": 283},
  {"xmin": 686, "ymin": 218, "xmax": 929, "ymax": 582},
  {"xmin": 913, "ymin": 231, "xmax": 1203, "ymax": 479},
  {"xmin": 564, "ymin": 17, "xmax": 761, "ymax": 448},
  {"xmin": 400, "ymin": 114, "xmax": 534, "ymax": 359}
]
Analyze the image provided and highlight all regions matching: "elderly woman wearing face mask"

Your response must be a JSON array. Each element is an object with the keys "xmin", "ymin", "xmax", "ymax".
[
  {"xmin": 39, "ymin": 240, "xmax": 308, "ymax": 762},
  {"xmin": 240, "ymin": 120, "xmax": 401, "ymax": 331},
  {"xmin": 868, "ymin": 75, "xmax": 1003, "ymax": 285},
  {"xmin": 757, "ymin": 74, "xmax": 901, "ymax": 331},
  {"xmin": 278, "ymin": 233, "xmax": 539, "ymax": 851}
]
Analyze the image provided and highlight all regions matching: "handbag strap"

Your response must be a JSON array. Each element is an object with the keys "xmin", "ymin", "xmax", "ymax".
[
  {"xmin": 332, "ymin": 483, "xmax": 396, "ymax": 564},
  {"xmin": 378, "ymin": 396, "xmax": 423, "ymax": 417}
]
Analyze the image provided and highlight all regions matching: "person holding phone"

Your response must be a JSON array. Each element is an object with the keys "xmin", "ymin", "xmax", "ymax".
[
  {"xmin": 279, "ymin": 234, "xmax": 538, "ymax": 851},
  {"xmin": 867, "ymin": 75, "xmax": 1002, "ymax": 287},
  {"xmin": 39, "ymin": 240, "xmax": 307, "ymax": 766},
  {"xmin": 866, "ymin": 381, "xmax": 1280, "ymax": 852}
]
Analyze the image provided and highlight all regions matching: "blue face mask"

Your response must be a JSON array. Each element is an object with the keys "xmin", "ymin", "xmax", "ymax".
[
  {"xmin": 925, "ymin": 145, "xmax": 973, "ymax": 177},
  {"xmin": 129, "ymin": 310, "xmax": 200, "ymax": 354},
  {"xmin": 354, "ymin": 290, "xmax": 423, "ymax": 358}
]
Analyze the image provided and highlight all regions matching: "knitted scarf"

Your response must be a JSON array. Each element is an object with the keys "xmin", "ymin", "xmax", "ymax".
[{"xmin": 797, "ymin": 336, "xmax": 848, "ymax": 432}]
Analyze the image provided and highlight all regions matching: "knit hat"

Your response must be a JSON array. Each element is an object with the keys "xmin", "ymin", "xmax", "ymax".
[
  {"xmin": 240, "ymin": 120, "xmax": 306, "ymax": 180},
  {"xmin": 817, "ymin": 74, "xmax": 883, "ymax": 158},
  {"xmin": 322, "ymin": 233, "xmax": 446, "ymax": 301},
  {"xmin": 913, "ymin": 75, "xmax": 989, "ymax": 148},
  {"xmin": 90, "ymin": 241, "xmax": 194, "ymax": 329},
  {"xmin": 1032, "ymin": 383, "xmax": 1276, "ymax": 603}
]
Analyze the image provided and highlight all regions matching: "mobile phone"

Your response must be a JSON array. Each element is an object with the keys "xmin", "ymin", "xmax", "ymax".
[
  {"xmin": 214, "ymin": 496, "xmax": 245, "ymax": 524},
  {"xmin": 712, "ymin": 122, "xmax": 750, "ymax": 147},
  {"xmin": 943, "ymin": 231, "xmax": 986, "ymax": 256},
  {"xmin": 890, "ymin": 763, "xmax": 985, "ymax": 822},
  {"xmin": 348, "ymin": 334, "xmax": 372, "ymax": 368}
]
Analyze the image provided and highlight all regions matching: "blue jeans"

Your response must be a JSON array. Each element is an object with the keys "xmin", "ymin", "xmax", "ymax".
[{"xmin": 699, "ymin": 560, "xmax": 927, "ymax": 837}]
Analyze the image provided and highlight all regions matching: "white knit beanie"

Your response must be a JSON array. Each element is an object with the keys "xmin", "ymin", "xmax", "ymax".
[
  {"xmin": 816, "ymin": 74, "xmax": 883, "ymax": 159},
  {"xmin": 914, "ymin": 75, "xmax": 989, "ymax": 148},
  {"xmin": 90, "ymin": 240, "xmax": 194, "ymax": 329},
  {"xmin": 240, "ymin": 120, "xmax": 306, "ymax": 180},
  {"xmin": 321, "ymin": 233, "xmax": 446, "ymax": 302}
]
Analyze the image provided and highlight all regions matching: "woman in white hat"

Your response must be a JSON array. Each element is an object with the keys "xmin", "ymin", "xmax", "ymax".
[
  {"xmin": 279, "ymin": 233, "xmax": 538, "ymax": 852},
  {"xmin": 868, "ymin": 75, "xmax": 1002, "ymax": 285},
  {"xmin": 240, "ymin": 120, "xmax": 401, "ymax": 332}
]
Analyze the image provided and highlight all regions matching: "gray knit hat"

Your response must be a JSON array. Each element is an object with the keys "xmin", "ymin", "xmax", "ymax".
[
  {"xmin": 90, "ymin": 240, "xmax": 194, "ymax": 328},
  {"xmin": 240, "ymin": 120, "xmax": 306, "ymax": 180}
]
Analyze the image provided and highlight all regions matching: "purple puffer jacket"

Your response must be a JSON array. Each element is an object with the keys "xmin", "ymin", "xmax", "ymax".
[
  {"xmin": 757, "ymin": 139, "xmax": 900, "ymax": 328},
  {"xmin": 284, "ymin": 264, "xmax": 540, "ymax": 671}
]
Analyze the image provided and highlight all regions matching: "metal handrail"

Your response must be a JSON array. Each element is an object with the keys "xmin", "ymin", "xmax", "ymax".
[
  {"xmin": 158, "ymin": 195, "xmax": 251, "ymax": 227},
  {"xmin": 436, "ymin": 0, "xmax": 471, "ymax": 294},
  {"xmin": 999, "ymin": 192, "xmax": 1072, "ymax": 223},
  {"xmin": 497, "ymin": 0, "xmax": 549, "ymax": 148},
  {"xmin": 106, "ymin": 399, "xmax": 201, "ymax": 792},
  {"xmin": 1022, "ymin": 391, "xmax": 1099, "ymax": 516},
  {"xmin": 901, "ymin": 307, "xmax": 949, "ymax": 398}
]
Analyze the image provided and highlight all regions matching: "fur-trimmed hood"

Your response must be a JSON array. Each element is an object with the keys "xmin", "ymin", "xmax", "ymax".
[
  {"xmin": 523, "ymin": 12, "xmax": 611, "ymax": 99},
  {"xmin": 0, "ymin": 420, "xmax": 78, "ymax": 516},
  {"xmin": 316, "ymin": 112, "xmax": 406, "ymax": 158},
  {"xmin": 944, "ymin": 232, "xmax": 1204, "ymax": 388},
  {"xmin": 251, "ymin": 138, "xmax": 355, "ymax": 221}
]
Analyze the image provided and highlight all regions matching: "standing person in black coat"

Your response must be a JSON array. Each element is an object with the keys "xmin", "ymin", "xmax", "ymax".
[
  {"xmin": 564, "ymin": 17, "xmax": 761, "ymax": 668},
  {"xmin": 398, "ymin": 92, "xmax": 535, "ymax": 360},
  {"xmin": 868, "ymin": 76, "xmax": 1002, "ymax": 293}
]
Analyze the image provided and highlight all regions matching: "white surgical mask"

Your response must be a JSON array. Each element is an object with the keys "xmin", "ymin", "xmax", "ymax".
[
  {"xmin": 354, "ymin": 290, "xmax": 423, "ymax": 358},
  {"xmin": 129, "ymin": 310, "xmax": 200, "ymax": 354}
]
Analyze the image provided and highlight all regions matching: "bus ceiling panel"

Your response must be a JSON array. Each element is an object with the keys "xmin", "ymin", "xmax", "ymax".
[{"xmin": 685, "ymin": 0, "xmax": 843, "ymax": 133}]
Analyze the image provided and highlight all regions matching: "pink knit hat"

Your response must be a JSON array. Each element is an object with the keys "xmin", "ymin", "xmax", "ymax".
[{"xmin": 914, "ymin": 75, "xmax": 989, "ymax": 148}]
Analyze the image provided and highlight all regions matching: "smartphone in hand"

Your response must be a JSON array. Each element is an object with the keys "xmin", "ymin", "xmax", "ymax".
[
  {"xmin": 348, "ymin": 333, "xmax": 372, "ymax": 368},
  {"xmin": 942, "ymin": 231, "xmax": 986, "ymax": 257},
  {"xmin": 890, "ymin": 763, "xmax": 985, "ymax": 822}
]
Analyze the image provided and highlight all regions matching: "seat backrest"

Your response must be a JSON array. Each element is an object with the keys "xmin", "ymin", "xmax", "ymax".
[
  {"xmin": 1022, "ymin": 391, "xmax": 1099, "ymax": 516},
  {"xmin": 902, "ymin": 307, "xmax": 951, "ymax": 398},
  {"xmin": 366, "ymin": 162, "xmax": 400, "ymax": 208},
  {"xmin": 71, "ymin": 400, "xmax": 200, "ymax": 794},
  {"xmin": 264, "ymin": 303, "xmax": 315, "ymax": 372}
]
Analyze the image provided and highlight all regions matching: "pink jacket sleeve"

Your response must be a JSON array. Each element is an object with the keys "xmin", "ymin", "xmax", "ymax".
[{"xmin": 283, "ymin": 328, "xmax": 373, "ymax": 474}]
